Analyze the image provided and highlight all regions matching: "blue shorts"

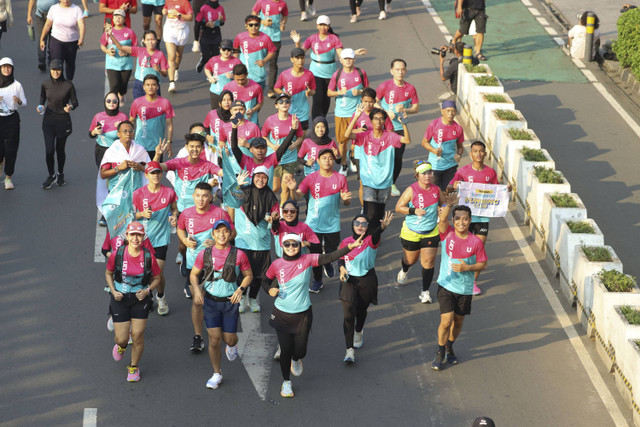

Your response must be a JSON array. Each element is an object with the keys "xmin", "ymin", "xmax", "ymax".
[{"xmin": 203, "ymin": 298, "xmax": 239, "ymax": 333}]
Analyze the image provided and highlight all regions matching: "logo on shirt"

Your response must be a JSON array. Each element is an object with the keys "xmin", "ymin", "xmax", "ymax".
[
  {"xmin": 210, "ymin": 218, "xmax": 215, "ymax": 224},
  {"xmin": 161, "ymin": 197, "xmax": 167, "ymax": 204},
  {"xmin": 297, "ymin": 263, "xmax": 303, "ymax": 269},
  {"xmin": 486, "ymin": 176, "xmax": 490, "ymax": 182},
  {"xmin": 467, "ymin": 247, "xmax": 473, "ymax": 253},
  {"xmin": 157, "ymin": 107, "xmax": 162, "ymax": 112}
]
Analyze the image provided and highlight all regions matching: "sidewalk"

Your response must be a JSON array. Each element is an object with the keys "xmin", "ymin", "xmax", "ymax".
[{"xmin": 546, "ymin": 0, "xmax": 622, "ymax": 40}]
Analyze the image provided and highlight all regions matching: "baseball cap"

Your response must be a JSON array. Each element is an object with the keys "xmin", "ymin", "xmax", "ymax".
[
  {"xmin": 291, "ymin": 47, "xmax": 306, "ymax": 58},
  {"xmin": 472, "ymin": 417, "xmax": 495, "ymax": 427},
  {"xmin": 275, "ymin": 92, "xmax": 291, "ymax": 103},
  {"xmin": 231, "ymin": 100, "xmax": 246, "ymax": 108},
  {"xmin": 0, "ymin": 57, "xmax": 14, "ymax": 67},
  {"xmin": 145, "ymin": 161, "xmax": 162, "ymax": 173},
  {"xmin": 253, "ymin": 165, "xmax": 269, "ymax": 176},
  {"xmin": 220, "ymin": 39, "xmax": 234, "ymax": 50},
  {"xmin": 213, "ymin": 219, "xmax": 231, "ymax": 230},
  {"xmin": 50, "ymin": 59, "xmax": 63, "ymax": 70},
  {"xmin": 317, "ymin": 15, "xmax": 330, "ymax": 25},
  {"xmin": 282, "ymin": 233, "xmax": 302, "ymax": 243},
  {"xmin": 112, "ymin": 8, "xmax": 126, "ymax": 17},
  {"xmin": 340, "ymin": 48, "xmax": 355, "ymax": 59},
  {"xmin": 442, "ymin": 100, "xmax": 457, "ymax": 109},
  {"xmin": 249, "ymin": 137, "xmax": 268, "ymax": 148},
  {"xmin": 126, "ymin": 221, "xmax": 145, "ymax": 235},
  {"xmin": 317, "ymin": 147, "xmax": 335, "ymax": 158},
  {"xmin": 245, "ymin": 14, "xmax": 261, "ymax": 23}
]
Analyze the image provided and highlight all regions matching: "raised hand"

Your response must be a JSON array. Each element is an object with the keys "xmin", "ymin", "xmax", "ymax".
[{"xmin": 236, "ymin": 170, "xmax": 251, "ymax": 187}]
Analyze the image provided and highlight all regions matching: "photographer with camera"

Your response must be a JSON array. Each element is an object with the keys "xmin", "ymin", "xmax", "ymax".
[{"xmin": 437, "ymin": 42, "xmax": 469, "ymax": 94}]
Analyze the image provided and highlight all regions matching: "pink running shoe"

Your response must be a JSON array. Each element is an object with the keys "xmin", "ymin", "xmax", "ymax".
[
  {"xmin": 127, "ymin": 365, "xmax": 140, "ymax": 382},
  {"xmin": 112, "ymin": 344, "xmax": 126, "ymax": 362},
  {"xmin": 472, "ymin": 282, "xmax": 482, "ymax": 296}
]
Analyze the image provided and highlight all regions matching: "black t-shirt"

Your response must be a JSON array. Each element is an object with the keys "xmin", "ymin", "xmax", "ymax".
[
  {"xmin": 443, "ymin": 57, "xmax": 460, "ymax": 93},
  {"xmin": 463, "ymin": 0, "xmax": 485, "ymax": 10}
]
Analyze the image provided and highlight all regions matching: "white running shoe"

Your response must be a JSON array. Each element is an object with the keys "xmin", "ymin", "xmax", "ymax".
[
  {"xmin": 349, "ymin": 159, "xmax": 358, "ymax": 172},
  {"xmin": 4, "ymin": 177, "xmax": 14, "ymax": 190},
  {"xmin": 379, "ymin": 11, "xmax": 386, "ymax": 20},
  {"xmin": 339, "ymin": 166, "xmax": 348, "ymax": 177},
  {"xmin": 390, "ymin": 184, "xmax": 401, "ymax": 197},
  {"xmin": 281, "ymin": 380, "xmax": 294, "ymax": 397},
  {"xmin": 239, "ymin": 295, "xmax": 247, "ymax": 313},
  {"xmin": 353, "ymin": 330, "xmax": 363, "ymax": 348},
  {"xmin": 157, "ymin": 295, "xmax": 169, "ymax": 315},
  {"xmin": 249, "ymin": 298, "xmax": 260, "ymax": 313},
  {"xmin": 344, "ymin": 348, "xmax": 355, "ymax": 363},
  {"xmin": 225, "ymin": 345, "xmax": 239, "ymax": 361},
  {"xmin": 306, "ymin": 1, "xmax": 316, "ymax": 16},
  {"xmin": 107, "ymin": 316, "xmax": 114, "ymax": 332},
  {"xmin": 350, "ymin": 14, "xmax": 357, "ymax": 23},
  {"xmin": 174, "ymin": 69, "xmax": 179, "ymax": 82},
  {"xmin": 397, "ymin": 269, "xmax": 408, "ymax": 285},
  {"xmin": 168, "ymin": 82, "xmax": 176, "ymax": 93},
  {"xmin": 273, "ymin": 345, "xmax": 281, "ymax": 360},
  {"xmin": 419, "ymin": 290, "xmax": 432, "ymax": 304},
  {"xmin": 206, "ymin": 372, "xmax": 223, "ymax": 389},
  {"xmin": 386, "ymin": 2, "xmax": 391, "ymax": 12},
  {"xmin": 192, "ymin": 40, "xmax": 200, "ymax": 53},
  {"xmin": 300, "ymin": 11, "xmax": 308, "ymax": 21},
  {"xmin": 290, "ymin": 359, "xmax": 303, "ymax": 376},
  {"xmin": 176, "ymin": 253, "xmax": 183, "ymax": 264},
  {"xmin": 128, "ymin": 334, "xmax": 133, "ymax": 345}
]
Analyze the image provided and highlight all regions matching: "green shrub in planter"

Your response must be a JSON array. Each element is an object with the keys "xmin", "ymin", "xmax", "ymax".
[
  {"xmin": 533, "ymin": 166, "xmax": 563, "ymax": 183},
  {"xmin": 475, "ymin": 75, "xmax": 499, "ymax": 86},
  {"xmin": 485, "ymin": 94, "xmax": 507, "ymax": 103},
  {"xmin": 465, "ymin": 64, "xmax": 487, "ymax": 73},
  {"xmin": 495, "ymin": 109, "xmax": 519, "ymax": 120},
  {"xmin": 521, "ymin": 147, "xmax": 546, "ymax": 161},
  {"xmin": 612, "ymin": 8, "xmax": 640, "ymax": 79},
  {"xmin": 582, "ymin": 245, "xmax": 613, "ymax": 262},
  {"xmin": 508, "ymin": 129, "xmax": 532, "ymax": 140},
  {"xmin": 551, "ymin": 193, "xmax": 578, "ymax": 207},
  {"xmin": 636, "ymin": 340, "xmax": 640, "ymax": 348},
  {"xmin": 621, "ymin": 305, "xmax": 640, "ymax": 325},
  {"xmin": 567, "ymin": 220, "xmax": 595, "ymax": 234},
  {"xmin": 598, "ymin": 269, "xmax": 636, "ymax": 292}
]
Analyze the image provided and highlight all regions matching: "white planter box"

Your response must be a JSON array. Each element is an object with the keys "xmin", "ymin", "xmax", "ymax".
[
  {"xmin": 572, "ymin": 246, "xmax": 623, "ymax": 329},
  {"xmin": 540, "ymin": 193, "xmax": 587, "ymax": 257},
  {"xmin": 457, "ymin": 63, "xmax": 492, "ymax": 108},
  {"xmin": 607, "ymin": 306, "xmax": 640, "ymax": 375},
  {"xmin": 616, "ymin": 340, "xmax": 640, "ymax": 411},
  {"xmin": 526, "ymin": 171, "xmax": 570, "ymax": 231},
  {"xmin": 485, "ymin": 110, "xmax": 527, "ymax": 171},
  {"xmin": 478, "ymin": 93, "xmax": 515, "ymax": 143},
  {"xmin": 515, "ymin": 150, "xmax": 555, "ymax": 224},
  {"xmin": 593, "ymin": 274, "xmax": 640, "ymax": 345},
  {"xmin": 555, "ymin": 219, "xmax": 604, "ymax": 303},
  {"xmin": 501, "ymin": 128, "xmax": 540, "ymax": 184}
]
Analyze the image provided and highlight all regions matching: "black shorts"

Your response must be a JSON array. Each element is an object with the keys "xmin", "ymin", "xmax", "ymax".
[
  {"xmin": 110, "ymin": 293, "xmax": 152, "ymax": 322},
  {"xmin": 400, "ymin": 234, "xmax": 440, "ymax": 251},
  {"xmin": 437, "ymin": 285, "xmax": 472, "ymax": 316},
  {"xmin": 142, "ymin": 4, "xmax": 163, "ymax": 17},
  {"xmin": 153, "ymin": 245, "xmax": 168, "ymax": 261},
  {"xmin": 469, "ymin": 222, "xmax": 489, "ymax": 236},
  {"xmin": 243, "ymin": 249, "xmax": 270, "ymax": 281},
  {"xmin": 459, "ymin": 8, "xmax": 487, "ymax": 35}
]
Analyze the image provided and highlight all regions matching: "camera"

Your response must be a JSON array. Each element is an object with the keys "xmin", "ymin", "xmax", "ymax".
[{"xmin": 430, "ymin": 47, "xmax": 448, "ymax": 58}]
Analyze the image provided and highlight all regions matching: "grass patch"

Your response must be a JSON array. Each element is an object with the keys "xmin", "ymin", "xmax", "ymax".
[
  {"xmin": 521, "ymin": 147, "xmax": 547, "ymax": 162},
  {"xmin": 485, "ymin": 94, "xmax": 507, "ymax": 103},
  {"xmin": 599, "ymin": 269, "xmax": 636, "ymax": 292},
  {"xmin": 566, "ymin": 220, "xmax": 595, "ymax": 234},
  {"xmin": 582, "ymin": 245, "xmax": 613, "ymax": 262},
  {"xmin": 550, "ymin": 193, "xmax": 577, "ymax": 208},
  {"xmin": 508, "ymin": 129, "xmax": 532, "ymax": 140},
  {"xmin": 495, "ymin": 109, "xmax": 519, "ymax": 120},
  {"xmin": 465, "ymin": 64, "xmax": 487, "ymax": 73},
  {"xmin": 533, "ymin": 166, "xmax": 563, "ymax": 184},
  {"xmin": 621, "ymin": 306, "xmax": 640, "ymax": 325},
  {"xmin": 474, "ymin": 75, "xmax": 500, "ymax": 86}
]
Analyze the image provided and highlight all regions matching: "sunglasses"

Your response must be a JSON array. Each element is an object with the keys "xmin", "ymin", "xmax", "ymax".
[
  {"xmin": 105, "ymin": 99, "xmax": 119, "ymax": 104},
  {"xmin": 220, "ymin": 47, "xmax": 232, "ymax": 51},
  {"xmin": 354, "ymin": 220, "xmax": 368, "ymax": 227},
  {"xmin": 283, "ymin": 241, "xmax": 300, "ymax": 248},
  {"xmin": 128, "ymin": 224, "xmax": 144, "ymax": 231},
  {"xmin": 247, "ymin": 23, "xmax": 260, "ymax": 27},
  {"xmin": 277, "ymin": 99, "xmax": 291, "ymax": 104},
  {"xmin": 282, "ymin": 209, "xmax": 297, "ymax": 214}
]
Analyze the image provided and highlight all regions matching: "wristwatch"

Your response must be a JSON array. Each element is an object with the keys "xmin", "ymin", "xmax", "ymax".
[
  {"xmin": 114, "ymin": 166, "xmax": 119, "ymax": 173},
  {"xmin": 239, "ymin": 286, "xmax": 246, "ymax": 292}
]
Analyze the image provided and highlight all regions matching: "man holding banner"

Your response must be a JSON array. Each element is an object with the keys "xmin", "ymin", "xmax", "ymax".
[{"xmin": 447, "ymin": 140, "xmax": 509, "ymax": 295}]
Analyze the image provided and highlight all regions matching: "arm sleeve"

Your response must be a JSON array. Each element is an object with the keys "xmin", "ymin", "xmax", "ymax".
[
  {"xmin": 40, "ymin": 83, "xmax": 46, "ymax": 106},
  {"xmin": 317, "ymin": 246, "xmax": 350, "ymax": 265},
  {"xmin": 274, "ymin": 128, "xmax": 296, "ymax": 161},
  {"xmin": 68, "ymin": 84, "xmax": 79, "ymax": 110},
  {"xmin": 370, "ymin": 225, "xmax": 384, "ymax": 246},
  {"xmin": 230, "ymin": 127, "xmax": 243, "ymax": 163}
]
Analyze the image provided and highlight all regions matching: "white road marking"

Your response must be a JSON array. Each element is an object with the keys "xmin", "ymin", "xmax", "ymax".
[
  {"xmin": 536, "ymin": 17, "xmax": 550, "ymax": 26},
  {"xmin": 528, "ymin": 7, "xmax": 540, "ymax": 16},
  {"xmin": 572, "ymin": 58, "xmax": 585, "ymax": 68},
  {"xmin": 432, "ymin": 16, "xmax": 443, "ymax": 25},
  {"xmin": 95, "ymin": 210, "xmax": 107, "ymax": 263},
  {"xmin": 521, "ymin": 0, "xmax": 532, "ymax": 6},
  {"xmin": 504, "ymin": 212, "xmax": 629, "ymax": 427},
  {"xmin": 438, "ymin": 25, "xmax": 449, "ymax": 34},
  {"xmin": 237, "ymin": 310, "xmax": 277, "ymax": 400},
  {"xmin": 545, "ymin": 26, "xmax": 558, "ymax": 35},
  {"xmin": 554, "ymin": 37, "xmax": 565, "ymax": 46},
  {"xmin": 592, "ymin": 82, "xmax": 640, "ymax": 138},
  {"xmin": 582, "ymin": 69, "xmax": 598, "ymax": 82},
  {"xmin": 83, "ymin": 408, "xmax": 97, "ymax": 427}
]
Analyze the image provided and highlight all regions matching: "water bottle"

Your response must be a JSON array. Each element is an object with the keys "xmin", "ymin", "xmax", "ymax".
[
  {"xmin": 37, "ymin": 105, "xmax": 45, "ymax": 115},
  {"xmin": 0, "ymin": 99, "xmax": 8, "ymax": 114},
  {"xmin": 28, "ymin": 25, "xmax": 35, "ymax": 41}
]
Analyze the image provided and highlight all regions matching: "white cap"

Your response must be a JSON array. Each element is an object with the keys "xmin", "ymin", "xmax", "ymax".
[
  {"xmin": 253, "ymin": 165, "xmax": 269, "ymax": 176},
  {"xmin": 340, "ymin": 48, "xmax": 355, "ymax": 59},
  {"xmin": 316, "ymin": 15, "xmax": 330, "ymax": 25},
  {"xmin": 0, "ymin": 57, "xmax": 14, "ymax": 67},
  {"xmin": 282, "ymin": 233, "xmax": 302, "ymax": 243}
]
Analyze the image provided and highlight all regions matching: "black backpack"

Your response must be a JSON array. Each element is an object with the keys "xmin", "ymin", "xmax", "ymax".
[
  {"xmin": 202, "ymin": 246, "xmax": 238, "ymax": 284},
  {"xmin": 114, "ymin": 245, "xmax": 152, "ymax": 287}
]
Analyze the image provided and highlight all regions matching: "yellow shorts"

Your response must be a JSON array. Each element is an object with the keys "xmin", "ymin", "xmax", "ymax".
[{"xmin": 399, "ymin": 222, "xmax": 439, "ymax": 242}]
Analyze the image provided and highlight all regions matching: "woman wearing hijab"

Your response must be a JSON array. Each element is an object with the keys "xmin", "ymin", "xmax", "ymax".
[
  {"xmin": 38, "ymin": 59, "xmax": 78, "ymax": 189},
  {"xmin": 203, "ymin": 89, "xmax": 233, "ymax": 153},
  {"xmin": 297, "ymin": 116, "xmax": 339, "ymax": 176},
  {"xmin": 338, "ymin": 211, "xmax": 393, "ymax": 363},
  {"xmin": 0, "ymin": 58, "xmax": 26, "ymax": 190},
  {"xmin": 89, "ymin": 92, "xmax": 129, "ymax": 167},
  {"xmin": 264, "ymin": 232, "xmax": 363, "ymax": 398},
  {"xmin": 271, "ymin": 199, "xmax": 319, "ymax": 258}
]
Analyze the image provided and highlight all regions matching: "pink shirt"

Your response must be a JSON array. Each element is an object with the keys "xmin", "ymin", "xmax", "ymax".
[
  {"xmin": 102, "ymin": 231, "xmax": 155, "ymax": 254},
  {"xmin": 195, "ymin": 3, "xmax": 225, "ymax": 23},
  {"xmin": 222, "ymin": 79, "xmax": 264, "ymax": 105},
  {"xmin": 130, "ymin": 47, "xmax": 169, "ymax": 76},
  {"xmin": 375, "ymin": 80, "xmax": 419, "ymax": 106},
  {"xmin": 129, "ymin": 96, "xmax": 175, "ymax": 121},
  {"xmin": 178, "ymin": 205, "xmax": 234, "ymax": 236},
  {"xmin": 107, "ymin": 247, "xmax": 161, "ymax": 277},
  {"xmin": 350, "ymin": 110, "xmax": 394, "ymax": 131},
  {"xmin": 261, "ymin": 114, "xmax": 304, "ymax": 141},
  {"xmin": 194, "ymin": 246, "xmax": 251, "ymax": 271},
  {"xmin": 274, "ymin": 68, "xmax": 316, "ymax": 96},
  {"xmin": 233, "ymin": 31, "xmax": 277, "ymax": 55},
  {"xmin": 221, "ymin": 120, "xmax": 261, "ymax": 144},
  {"xmin": 240, "ymin": 153, "xmax": 279, "ymax": 175},
  {"xmin": 164, "ymin": 157, "xmax": 221, "ymax": 181},
  {"xmin": 47, "ymin": 4, "xmax": 84, "ymax": 42},
  {"xmin": 449, "ymin": 164, "xmax": 499, "ymax": 187},
  {"xmin": 132, "ymin": 184, "xmax": 177, "ymax": 212}
]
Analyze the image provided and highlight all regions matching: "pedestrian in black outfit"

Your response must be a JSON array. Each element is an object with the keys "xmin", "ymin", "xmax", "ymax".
[
  {"xmin": 39, "ymin": 59, "xmax": 78, "ymax": 189},
  {"xmin": 0, "ymin": 57, "xmax": 26, "ymax": 190},
  {"xmin": 194, "ymin": 0, "xmax": 224, "ymax": 73}
]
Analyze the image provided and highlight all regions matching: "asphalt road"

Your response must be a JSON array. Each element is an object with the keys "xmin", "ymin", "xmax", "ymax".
[{"xmin": 0, "ymin": 0, "xmax": 635, "ymax": 425}]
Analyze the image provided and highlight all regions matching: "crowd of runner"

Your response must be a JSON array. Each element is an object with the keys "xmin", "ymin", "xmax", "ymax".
[{"xmin": 0, "ymin": 0, "xmax": 499, "ymax": 399}]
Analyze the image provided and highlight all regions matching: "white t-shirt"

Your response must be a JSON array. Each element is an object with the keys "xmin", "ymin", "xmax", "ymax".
[
  {"xmin": 568, "ymin": 25, "xmax": 600, "ymax": 60},
  {"xmin": 47, "ymin": 4, "xmax": 83, "ymax": 42}
]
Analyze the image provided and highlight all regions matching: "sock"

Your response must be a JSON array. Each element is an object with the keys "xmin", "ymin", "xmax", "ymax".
[
  {"xmin": 421, "ymin": 267, "xmax": 434, "ymax": 291},
  {"xmin": 446, "ymin": 340, "xmax": 454, "ymax": 350},
  {"xmin": 157, "ymin": 292, "xmax": 164, "ymax": 298},
  {"xmin": 401, "ymin": 259, "xmax": 410, "ymax": 273},
  {"xmin": 437, "ymin": 345, "xmax": 445, "ymax": 354}
]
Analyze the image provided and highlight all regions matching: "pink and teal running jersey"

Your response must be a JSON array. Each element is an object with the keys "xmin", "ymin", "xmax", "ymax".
[
  {"xmin": 130, "ymin": 46, "xmax": 168, "ymax": 82},
  {"xmin": 223, "ymin": 79, "xmax": 264, "ymax": 125},
  {"xmin": 272, "ymin": 221, "xmax": 319, "ymax": 258},
  {"xmin": 266, "ymin": 254, "xmax": 321, "ymax": 313},
  {"xmin": 274, "ymin": 67, "xmax": 315, "ymax": 122},
  {"xmin": 298, "ymin": 171, "xmax": 348, "ymax": 234},
  {"xmin": 89, "ymin": 111, "xmax": 129, "ymax": 148},
  {"xmin": 101, "ymin": 27, "xmax": 137, "ymax": 71},
  {"xmin": 164, "ymin": 157, "xmax": 221, "ymax": 212},
  {"xmin": 449, "ymin": 164, "xmax": 498, "ymax": 223},
  {"xmin": 353, "ymin": 130, "xmax": 402, "ymax": 189},
  {"xmin": 303, "ymin": 33, "xmax": 343, "ymax": 79},
  {"xmin": 424, "ymin": 118, "xmax": 464, "ymax": 171},
  {"xmin": 329, "ymin": 68, "xmax": 369, "ymax": 118},
  {"xmin": 437, "ymin": 225, "xmax": 487, "ymax": 295},
  {"xmin": 129, "ymin": 96, "xmax": 175, "ymax": 151},
  {"xmin": 132, "ymin": 185, "xmax": 177, "ymax": 247},
  {"xmin": 261, "ymin": 113, "xmax": 304, "ymax": 164},
  {"xmin": 107, "ymin": 248, "xmax": 161, "ymax": 293},
  {"xmin": 233, "ymin": 31, "xmax": 276, "ymax": 85},
  {"xmin": 404, "ymin": 182, "xmax": 440, "ymax": 234},
  {"xmin": 178, "ymin": 205, "xmax": 233, "ymax": 269},
  {"xmin": 205, "ymin": 55, "xmax": 242, "ymax": 95},
  {"xmin": 298, "ymin": 138, "xmax": 338, "ymax": 176},
  {"xmin": 194, "ymin": 246, "xmax": 251, "ymax": 297},
  {"xmin": 376, "ymin": 80, "xmax": 419, "ymax": 131},
  {"xmin": 234, "ymin": 201, "xmax": 279, "ymax": 251},
  {"xmin": 339, "ymin": 235, "xmax": 378, "ymax": 277},
  {"xmin": 252, "ymin": 0, "xmax": 288, "ymax": 42}
]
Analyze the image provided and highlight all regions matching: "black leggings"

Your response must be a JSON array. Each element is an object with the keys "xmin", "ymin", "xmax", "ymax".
[
  {"xmin": 342, "ymin": 298, "xmax": 368, "ymax": 349},
  {"xmin": 42, "ymin": 115, "xmax": 72, "ymax": 176},
  {"xmin": 298, "ymin": 0, "xmax": 314, "ymax": 11},
  {"xmin": 349, "ymin": 0, "xmax": 390, "ymax": 14},
  {"xmin": 268, "ymin": 41, "xmax": 282, "ymax": 93},
  {"xmin": 49, "ymin": 37, "xmax": 79, "ymax": 81},
  {"xmin": 309, "ymin": 232, "xmax": 340, "ymax": 281},
  {"xmin": 277, "ymin": 314, "xmax": 312, "ymax": 381},
  {"xmin": 0, "ymin": 112, "xmax": 20, "ymax": 177},
  {"xmin": 392, "ymin": 139, "xmax": 405, "ymax": 184},
  {"xmin": 106, "ymin": 69, "xmax": 132, "ymax": 96},
  {"xmin": 363, "ymin": 202, "xmax": 385, "ymax": 228},
  {"xmin": 311, "ymin": 76, "xmax": 331, "ymax": 120},
  {"xmin": 200, "ymin": 40, "xmax": 220, "ymax": 69}
]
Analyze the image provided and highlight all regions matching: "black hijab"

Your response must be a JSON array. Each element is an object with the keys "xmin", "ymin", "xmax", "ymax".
[
  {"xmin": 281, "ymin": 199, "xmax": 299, "ymax": 226},
  {"xmin": 242, "ymin": 173, "xmax": 278, "ymax": 226},
  {"xmin": 306, "ymin": 116, "xmax": 332, "ymax": 146},
  {"xmin": 104, "ymin": 92, "xmax": 120, "ymax": 117},
  {"xmin": 0, "ymin": 63, "xmax": 14, "ymax": 89},
  {"xmin": 217, "ymin": 90, "xmax": 234, "ymax": 122},
  {"xmin": 351, "ymin": 214, "xmax": 371, "ymax": 239}
]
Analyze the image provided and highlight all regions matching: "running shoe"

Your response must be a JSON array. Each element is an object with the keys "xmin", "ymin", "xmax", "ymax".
[
  {"xmin": 168, "ymin": 82, "xmax": 176, "ymax": 93},
  {"xmin": 38, "ymin": 62, "xmax": 46, "ymax": 71},
  {"xmin": 300, "ymin": 11, "xmax": 308, "ymax": 21},
  {"xmin": 473, "ymin": 281, "xmax": 482, "ymax": 296},
  {"xmin": 307, "ymin": 0, "xmax": 316, "ymax": 15},
  {"xmin": 431, "ymin": 351, "xmax": 445, "ymax": 371},
  {"xmin": 156, "ymin": 295, "xmax": 169, "ymax": 315},
  {"xmin": 42, "ymin": 175, "xmax": 56, "ymax": 189},
  {"xmin": 344, "ymin": 348, "xmax": 355, "ymax": 363},
  {"xmin": 206, "ymin": 372, "xmax": 223, "ymax": 389},
  {"xmin": 107, "ymin": 316, "xmax": 114, "ymax": 332},
  {"xmin": 180, "ymin": 260, "xmax": 188, "ymax": 277},
  {"xmin": 349, "ymin": 159, "xmax": 358, "ymax": 172},
  {"xmin": 4, "ymin": 177, "xmax": 14, "ymax": 190},
  {"xmin": 379, "ymin": 11, "xmax": 387, "ymax": 20},
  {"xmin": 176, "ymin": 253, "xmax": 183, "ymax": 264},
  {"xmin": 280, "ymin": 380, "xmax": 294, "ymax": 397},
  {"xmin": 192, "ymin": 40, "xmax": 200, "ymax": 53},
  {"xmin": 273, "ymin": 345, "xmax": 281, "ymax": 360},
  {"xmin": 56, "ymin": 173, "xmax": 65, "ymax": 187},
  {"xmin": 323, "ymin": 263, "xmax": 335, "ymax": 278},
  {"xmin": 339, "ymin": 165, "xmax": 348, "ymax": 177},
  {"xmin": 183, "ymin": 283, "xmax": 192, "ymax": 298},
  {"xmin": 196, "ymin": 57, "xmax": 204, "ymax": 73},
  {"xmin": 128, "ymin": 334, "xmax": 133, "ymax": 345},
  {"xmin": 353, "ymin": 330, "xmax": 364, "ymax": 348},
  {"xmin": 174, "ymin": 69, "xmax": 180, "ymax": 82},
  {"xmin": 390, "ymin": 184, "xmax": 400, "ymax": 196},
  {"xmin": 290, "ymin": 359, "xmax": 303, "ymax": 376},
  {"xmin": 396, "ymin": 269, "xmax": 408, "ymax": 285},
  {"xmin": 99, "ymin": 216, "xmax": 107, "ymax": 226},
  {"xmin": 309, "ymin": 280, "xmax": 323, "ymax": 293},
  {"xmin": 249, "ymin": 298, "xmax": 260, "ymax": 313},
  {"xmin": 239, "ymin": 295, "xmax": 247, "ymax": 313},
  {"xmin": 112, "ymin": 343, "xmax": 126, "ymax": 361},
  {"xmin": 83, "ymin": 9, "xmax": 89, "ymax": 17},
  {"xmin": 350, "ymin": 14, "xmax": 357, "ymax": 23},
  {"xmin": 445, "ymin": 347, "xmax": 458, "ymax": 365},
  {"xmin": 127, "ymin": 365, "xmax": 140, "ymax": 382},
  {"xmin": 191, "ymin": 335, "xmax": 205, "ymax": 352},
  {"xmin": 385, "ymin": 1, "xmax": 391, "ymax": 12},
  {"xmin": 225, "ymin": 345, "xmax": 239, "ymax": 361},
  {"xmin": 419, "ymin": 290, "xmax": 432, "ymax": 304}
]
